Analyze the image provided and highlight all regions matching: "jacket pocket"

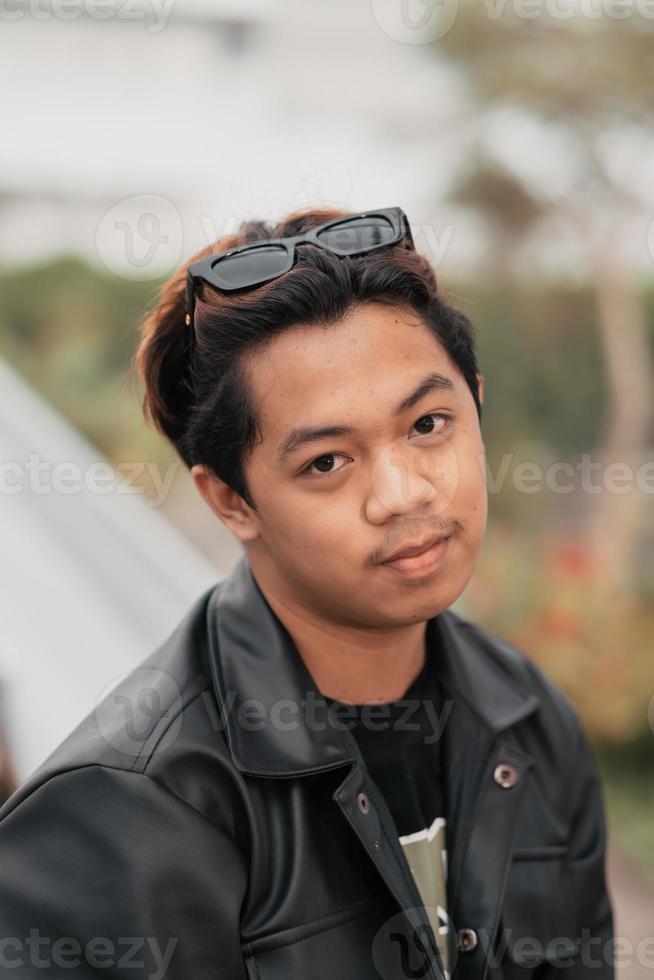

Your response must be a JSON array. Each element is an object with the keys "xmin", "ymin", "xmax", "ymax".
[
  {"xmin": 497, "ymin": 847, "xmax": 581, "ymax": 968},
  {"xmin": 242, "ymin": 899, "xmax": 387, "ymax": 980}
]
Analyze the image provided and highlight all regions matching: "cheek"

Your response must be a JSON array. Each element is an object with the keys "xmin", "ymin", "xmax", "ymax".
[
  {"xmin": 259, "ymin": 493, "xmax": 346, "ymax": 556},
  {"xmin": 458, "ymin": 456, "xmax": 488, "ymax": 538},
  {"xmin": 446, "ymin": 435, "xmax": 487, "ymax": 518},
  {"xmin": 420, "ymin": 434, "xmax": 485, "ymax": 512},
  {"xmin": 456, "ymin": 447, "xmax": 486, "ymax": 495}
]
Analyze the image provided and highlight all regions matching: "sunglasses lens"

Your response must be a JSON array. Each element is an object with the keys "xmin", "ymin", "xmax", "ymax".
[
  {"xmin": 315, "ymin": 216, "xmax": 396, "ymax": 254},
  {"xmin": 212, "ymin": 244, "xmax": 289, "ymax": 289}
]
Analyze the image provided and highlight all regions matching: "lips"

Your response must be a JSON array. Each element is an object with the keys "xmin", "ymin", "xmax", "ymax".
[{"xmin": 382, "ymin": 532, "xmax": 451, "ymax": 564}]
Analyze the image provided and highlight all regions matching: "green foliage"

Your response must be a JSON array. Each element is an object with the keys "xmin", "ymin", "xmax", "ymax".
[
  {"xmin": 597, "ymin": 736, "xmax": 654, "ymax": 886},
  {"xmin": 448, "ymin": 278, "xmax": 607, "ymax": 459},
  {"xmin": 0, "ymin": 255, "xmax": 172, "ymax": 468},
  {"xmin": 438, "ymin": 1, "xmax": 654, "ymax": 123},
  {"xmin": 467, "ymin": 524, "xmax": 654, "ymax": 744}
]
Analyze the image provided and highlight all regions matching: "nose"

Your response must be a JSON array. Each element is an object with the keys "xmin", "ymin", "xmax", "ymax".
[{"xmin": 364, "ymin": 443, "xmax": 439, "ymax": 524}]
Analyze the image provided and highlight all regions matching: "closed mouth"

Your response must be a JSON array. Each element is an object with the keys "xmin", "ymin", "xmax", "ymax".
[{"xmin": 382, "ymin": 533, "xmax": 451, "ymax": 564}]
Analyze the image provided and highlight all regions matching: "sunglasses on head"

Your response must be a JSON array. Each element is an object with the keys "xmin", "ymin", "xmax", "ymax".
[{"xmin": 184, "ymin": 206, "xmax": 414, "ymax": 330}]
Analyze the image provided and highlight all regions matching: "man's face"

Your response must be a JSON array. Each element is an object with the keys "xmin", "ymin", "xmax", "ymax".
[{"xmin": 225, "ymin": 301, "xmax": 486, "ymax": 628}]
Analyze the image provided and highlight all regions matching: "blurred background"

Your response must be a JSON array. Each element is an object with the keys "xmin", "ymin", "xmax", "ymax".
[{"xmin": 0, "ymin": 0, "xmax": 652, "ymax": 968}]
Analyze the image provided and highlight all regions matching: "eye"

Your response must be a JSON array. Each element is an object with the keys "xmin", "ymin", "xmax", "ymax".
[
  {"xmin": 300, "ymin": 414, "xmax": 453, "ymax": 479},
  {"xmin": 411, "ymin": 412, "xmax": 453, "ymax": 437},
  {"xmin": 301, "ymin": 452, "xmax": 350, "ymax": 478}
]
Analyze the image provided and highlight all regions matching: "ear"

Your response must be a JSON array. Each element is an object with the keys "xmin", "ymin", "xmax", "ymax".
[
  {"xmin": 190, "ymin": 464, "xmax": 260, "ymax": 543},
  {"xmin": 476, "ymin": 372, "xmax": 485, "ymax": 407}
]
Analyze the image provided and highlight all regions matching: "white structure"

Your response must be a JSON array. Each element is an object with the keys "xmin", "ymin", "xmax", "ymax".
[{"xmin": 0, "ymin": 358, "xmax": 220, "ymax": 781}]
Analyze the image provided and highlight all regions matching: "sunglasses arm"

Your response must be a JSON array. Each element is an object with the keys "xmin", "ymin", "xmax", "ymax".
[{"xmin": 184, "ymin": 271, "xmax": 197, "ymax": 328}]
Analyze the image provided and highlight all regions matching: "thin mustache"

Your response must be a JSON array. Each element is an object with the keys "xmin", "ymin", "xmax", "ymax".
[{"xmin": 369, "ymin": 518, "xmax": 462, "ymax": 567}]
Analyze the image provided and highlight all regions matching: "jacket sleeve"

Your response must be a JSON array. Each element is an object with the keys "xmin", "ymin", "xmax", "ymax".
[{"xmin": 0, "ymin": 763, "xmax": 250, "ymax": 979}]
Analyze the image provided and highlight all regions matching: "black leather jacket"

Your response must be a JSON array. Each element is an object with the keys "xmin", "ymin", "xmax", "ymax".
[{"xmin": 0, "ymin": 555, "xmax": 614, "ymax": 980}]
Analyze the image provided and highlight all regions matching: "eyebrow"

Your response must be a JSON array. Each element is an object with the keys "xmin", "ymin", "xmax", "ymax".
[{"xmin": 276, "ymin": 371, "xmax": 457, "ymax": 463}]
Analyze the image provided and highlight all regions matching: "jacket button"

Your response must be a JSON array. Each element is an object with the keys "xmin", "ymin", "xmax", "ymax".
[
  {"xmin": 457, "ymin": 928, "xmax": 479, "ymax": 952},
  {"xmin": 493, "ymin": 762, "xmax": 519, "ymax": 788},
  {"xmin": 357, "ymin": 792, "xmax": 370, "ymax": 815}
]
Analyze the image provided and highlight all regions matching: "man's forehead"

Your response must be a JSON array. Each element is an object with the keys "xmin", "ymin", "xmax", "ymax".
[
  {"xmin": 242, "ymin": 304, "xmax": 461, "ymax": 439},
  {"xmin": 249, "ymin": 311, "xmax": 452, "ymax": 395}
]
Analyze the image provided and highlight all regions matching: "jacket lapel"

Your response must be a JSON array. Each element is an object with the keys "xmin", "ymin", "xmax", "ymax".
[
  {"xmin": 206, "ymin": 554, "xmax": 357, "ymax": 776},
  {"xmin": 425, "ymin": 613, "xmax": 540, "ymax": 980}
]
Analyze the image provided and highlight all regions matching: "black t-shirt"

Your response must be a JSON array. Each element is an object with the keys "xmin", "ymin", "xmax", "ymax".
[{"xmin": 324, "ymin": 644, "xmax": 454, "ymax": 978}]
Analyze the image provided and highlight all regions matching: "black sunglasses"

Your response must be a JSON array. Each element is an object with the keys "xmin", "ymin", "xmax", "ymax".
[{"xmin": 184, "ymin": 206, "xmax": 414, "ymax": 330}]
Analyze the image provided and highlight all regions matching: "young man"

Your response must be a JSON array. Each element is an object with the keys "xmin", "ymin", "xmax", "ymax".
[{"xmin": 0, "ymin": 207, "xmax": 614, "ymax": 980}]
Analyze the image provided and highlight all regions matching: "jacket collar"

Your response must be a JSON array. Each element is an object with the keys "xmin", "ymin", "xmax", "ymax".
[{"xmin": 206, "ymin": 554, "xmax": 540, "ymax": 778}]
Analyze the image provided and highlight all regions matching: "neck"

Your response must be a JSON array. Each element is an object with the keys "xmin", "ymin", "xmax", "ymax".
[{"xmin": 251, "ymin": 567, "xmax": 428, "ymax": 705}]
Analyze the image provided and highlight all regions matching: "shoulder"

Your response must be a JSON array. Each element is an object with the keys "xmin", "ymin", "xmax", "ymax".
[
  {"xmin": 442, "ymin": 606, "xmax": 585, "ymax": 746},
  {"xmin": 0, "ymin": 579, "xmax": 241, "ymax": 827}
]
